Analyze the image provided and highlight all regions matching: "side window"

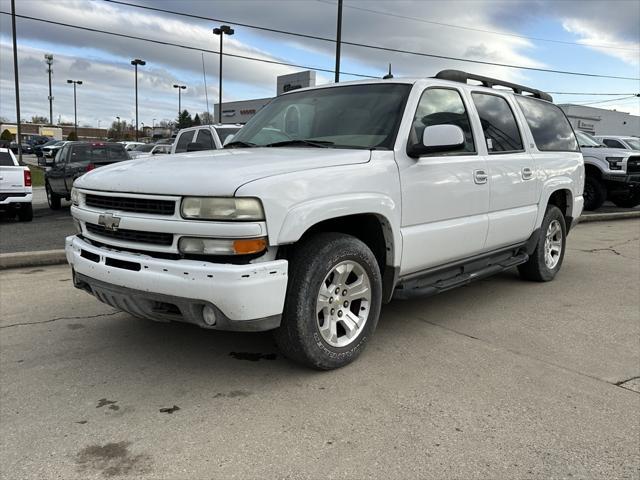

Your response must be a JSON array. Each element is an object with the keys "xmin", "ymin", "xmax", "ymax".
[
  {"xmin": 107, "ymin": 145, "xmax": 129, "ymax": 160},
  {"xmin": 57, "ymin": 146, "xmax": 70, "ymax": 164},
  {"xmin": 603, "ymin": 139, "xmax": 624, "ymax": 149},
  {"xmin": 411, "ymin": 88, "xmax": 475, "ymax": 154},
  {"xmin": 195, "ymin": 129, "xmax": 215, "ymax": 149},
  {"xmin": 174, "ymin": 131, "xmax": 195, "ymax": 153},
  {"xmin": 472, "ymin": 93, "xmax": 523, "ymax": 153},
  {"xmin": 515, "ymin": 96, "xmax": 578, "ymax": 152}
]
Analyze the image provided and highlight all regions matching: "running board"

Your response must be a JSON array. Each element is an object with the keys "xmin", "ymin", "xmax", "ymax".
[{"xmin": 393, "ymin": 252, "xmax": 529, "ymax": 300}]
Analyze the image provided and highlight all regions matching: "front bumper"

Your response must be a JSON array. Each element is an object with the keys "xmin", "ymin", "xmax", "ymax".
[
  {"xmin": 65, "ymin": 235, "xmax": 288, "ymax": 331},
  {"xmin": 602, "ymin": 173, "xmax": 640, "ymax": 187}
]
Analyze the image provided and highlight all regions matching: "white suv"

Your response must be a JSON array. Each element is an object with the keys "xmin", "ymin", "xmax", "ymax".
[
  {"xmin": 595, "ymin": 135, "xmax": 640, "ymax": 152},
  {"xmin": 65, "ymin": 70, "xmax": 584, "ymax": 369}
]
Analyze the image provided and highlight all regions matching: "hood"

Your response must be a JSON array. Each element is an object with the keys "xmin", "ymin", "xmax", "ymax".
[
  {"xmin": 580, "ymin": 146, "xmax": 635, "ymax": 158},
  {"xmin": 75, "ymin": 147, "xmax": 371, "ymax": 196}
]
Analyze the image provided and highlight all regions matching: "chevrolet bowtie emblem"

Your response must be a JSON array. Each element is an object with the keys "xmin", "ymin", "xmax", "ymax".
[{"xmin": 98, "ymin": 213, "xmax": 121, "ymax": 231}]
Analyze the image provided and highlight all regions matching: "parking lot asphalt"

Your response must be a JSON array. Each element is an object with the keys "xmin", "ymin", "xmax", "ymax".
[{"xmin": 1, "ymin": 220, "xmax": 638, "ymax": 479}]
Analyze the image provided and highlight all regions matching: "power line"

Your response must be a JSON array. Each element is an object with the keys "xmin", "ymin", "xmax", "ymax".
[
  {"xmin": 574, "ymin": 95, "xmax": 639, "ymax": 106},
  {"xmin": 0, "ymin": 11, "xmax": 376, "ymax": 79},
  {"xmin": 315, "ymin": 0, "xmax": 640, "ymax": 52},
  {"xmin": 549, "ymin": 92, "xmax": 639, "ymax": 95},
  {"xmin": 101, "ymin": 0, "xmax": 640, "ymax": 81}
]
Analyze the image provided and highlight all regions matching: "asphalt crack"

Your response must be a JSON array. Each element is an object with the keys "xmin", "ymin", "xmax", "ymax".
[{"xmin": 0, "ymin": 311, "xmax": 119, "ymax": 329}]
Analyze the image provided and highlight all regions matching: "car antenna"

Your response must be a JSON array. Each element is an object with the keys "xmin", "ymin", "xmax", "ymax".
[{"xmin": 382, "ymin": 63, "xmax": 393, "ymax": 79}]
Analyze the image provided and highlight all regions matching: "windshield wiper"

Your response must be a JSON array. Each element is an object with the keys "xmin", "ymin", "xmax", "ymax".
[
  {"xmin": 224, "ymin": 141, "xmax": 257, "ymax": 148},
  {"xmin": 264, "ymin": 139, "xmax": 334, "ymax": 148}
]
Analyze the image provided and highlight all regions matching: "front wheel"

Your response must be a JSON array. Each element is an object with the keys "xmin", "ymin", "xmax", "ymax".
[
  {"xmin": 273, "ymin": 233, "xmax": 382, "ymax": 370},
  {"xmin": 583, "ymin": 175, "xmax": 606, "ymax": 211},
  {"xmin": 518, "ymin": 205, "xmax": 566, "ymax": 282}
]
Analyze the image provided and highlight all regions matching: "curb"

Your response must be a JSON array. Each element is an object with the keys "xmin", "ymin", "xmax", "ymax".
[
  {"xmin": 578, "ymin": 211, "xmax": 640, "ymax": 223},
  {"xmin": 0, "ymin": 249, "xmax": 67, "ymax": 270}
]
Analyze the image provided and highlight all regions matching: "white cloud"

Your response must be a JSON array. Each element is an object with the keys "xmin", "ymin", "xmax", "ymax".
[{"xmin": 563, "ymin": 19, "xmax": 640, "ymax": 66}]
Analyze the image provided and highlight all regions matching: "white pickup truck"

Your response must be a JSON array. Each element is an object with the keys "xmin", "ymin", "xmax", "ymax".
[
  {"xmin": 65, "ymin": 70, "xmax": 584, "ymax": 369},
  {"xmin": 0, "ymin": 148, "xmax": 33, "ymax": 221}
]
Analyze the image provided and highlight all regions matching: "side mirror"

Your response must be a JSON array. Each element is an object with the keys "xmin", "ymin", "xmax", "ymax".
[
  {"xmin": 186, "ymin": 142, "xmax": 207, "ymax": 152},
  {"xmin": 223, "ymin": 135, "xmax": 235, "ymax": 147},
  {"xmin": 407, "ymin": 124, "xmax": 465, "ymax": 158}
]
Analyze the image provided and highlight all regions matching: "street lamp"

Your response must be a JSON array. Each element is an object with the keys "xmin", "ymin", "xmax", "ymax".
[
  {"xmin": 131, "ymin": 58, "xmax": 146, "ymax": 141},
  {"xmin": 67, "ymin": 79, "xmax": 82, "ymax": 137},
  {"xmin": 213, "ymin": 24, "xmax": 234, "ymax": 124},
  {"xmin": 173, "ymin": 84, "xmax": 186, "ymax": 119},
  {"xmin": 44, "ymin": 54, "xmax": 54, "ymax": 125}
]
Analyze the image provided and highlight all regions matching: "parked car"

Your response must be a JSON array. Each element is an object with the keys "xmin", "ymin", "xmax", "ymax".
[
  {"xmin": 34, "ymin": 139, "xmax": 60, "ymax": 158},
  {"xmin": 576, "ymin": 130, "xmax": 639, "ymax": 209},
  {"xmin": 9, "ymin": 142, "xmax": 33, "ymax": 154},
  {"xmin": 45, "ymin": 142, "xmax": 130, "ymax": 210},
  {"xmin": 171, "ymin": 124, "xmax": 242, "ymax": 154},
  {"xmin": 121, "ymin": 141, "xmax": 145, "ymax": 151},
  {"xmin": 0, "ymin": 147, "xmax": 33, "ymax": 221},
  {"xmin": 42, "ymin": 140, "xmax": 69, "ymax": 158},
  {"xmin": 128, "ymin": 143, "xmax": 171, "ymax": 159},
  {"xmin": 594, "ymin": 135, "xmax": 640, "ymax": 152},
  {"xmin": 66, "ymin": 69, "xmax": 583, "ymax": 370}
]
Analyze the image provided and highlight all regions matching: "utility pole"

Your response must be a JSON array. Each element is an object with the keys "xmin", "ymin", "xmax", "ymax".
[
  {"xmin": 45, "ymin": 54, "xmax": 54, "ymax": 125},
  {"xmin": 131, "ymin": 58, "xmax": 145, "ymax": 141},
  {"xmin": 67, "ymin": 80, "xmax": 82, "ymax": 137},
  {"xmin": 10, "ymin": 0, "xmax": 22, "ymax": 162},
  {"xmin": 213, "ymin": 25, "xmax": 234, "ymax": 124},
  {"xmin": 334, "ymin": 0, "xmax": 343, "ymax": 83}
]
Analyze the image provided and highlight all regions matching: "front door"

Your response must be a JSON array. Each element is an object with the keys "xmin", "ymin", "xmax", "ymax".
[{"xmin": 397, "ymin": 86, "xmax": 490, "ymax": 275}]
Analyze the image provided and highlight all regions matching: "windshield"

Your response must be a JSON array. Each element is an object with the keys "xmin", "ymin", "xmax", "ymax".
[
  {"xmin": 623, "ymin": 138, "xmax": 640, "ymax": 150},
  {"xmin": 575, "ymin": 131, "xmax": 603, "ymax": 148},
  {"xmin": 227, "ymin": 83, "xmax": 412, "ymax": 150},
  {"xmin": 41, "ymin": 140, "xmax": 58, "ymax": 147}
]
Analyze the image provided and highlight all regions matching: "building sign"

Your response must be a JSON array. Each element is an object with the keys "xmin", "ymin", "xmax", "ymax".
[
  {"xmin": 277, "ymin": 71, "xmax": 316, "ymax": 96},
  {"xmin": 578, "ymin": 120, "xmax": 595, "ymax": 130}
]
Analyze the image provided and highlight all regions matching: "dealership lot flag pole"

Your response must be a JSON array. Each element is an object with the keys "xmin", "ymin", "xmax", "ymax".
[{"xmin": 11, "ymin": 0, "xmax": 22, "ymax": 162}]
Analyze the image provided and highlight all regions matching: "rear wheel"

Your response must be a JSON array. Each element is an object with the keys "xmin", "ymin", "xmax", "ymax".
[
  {"xmin": 518, "ymin": 205, "xmax": 566, "ymax": 282},
  {"xmin": 17, "ymin": 203, "xmax": 33, "ymax": 222},
  {"xmin": 610, "ymin": 191, "xmax": 640, "ymax": 209},
  {"xmin": 45, "ymin": 182, "xmax": 62, "ymax": 210},
  {"xmin": 583, "ymin": 175, "xmax": 606, "ymax": 211},
  {"xmin": 273, "ymin": 233, "xmax": 382, "ymax": 370}
]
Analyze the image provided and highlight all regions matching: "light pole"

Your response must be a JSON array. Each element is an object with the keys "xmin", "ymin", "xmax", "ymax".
[
  {"xmin": 67, "ymin": 79, "xmax": 82, "ymax": 137},
  {"xmin": 213, "ymin": 25, "xmax": 234, "ymax": 124},
  {"xmin": 334, "ymin": 0, "xmax": 343, "ymax": 83},
  {"xmin": 45, "ymin": 54, "xmax": 54, "ymax": 125},
  {"xmin": 116, "ymin": 116, "xmax": 120, "ymax": 140},
  {"xmin": 173, "ymin": 84, "xmax": 186, "ymax": 121},
  {"xmin": 130, "ymin": 58, "xmax": 145, "ymax": 141}
]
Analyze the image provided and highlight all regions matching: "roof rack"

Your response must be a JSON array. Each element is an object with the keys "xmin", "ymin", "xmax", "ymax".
[{"xmin": 434, "ymin": 69, "xmax": 553, "ymax": 102}]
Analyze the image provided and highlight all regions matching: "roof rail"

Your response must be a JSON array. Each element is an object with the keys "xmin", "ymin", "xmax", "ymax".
[{"xmin": 435, "ymin": 69, "xmax": 553, "ymax": 102}]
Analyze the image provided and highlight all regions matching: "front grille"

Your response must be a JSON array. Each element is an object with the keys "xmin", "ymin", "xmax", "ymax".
[
  {"xmin": 85, "ymin": 194, "xmax": 176, "ymax": 215},
  {"xmin": 627, "ymin": 156, "xmax": 640, "ymax": 174},
  {"xmin": 86, "ymin": 223, "xmax": 173, "ymax": 246}
]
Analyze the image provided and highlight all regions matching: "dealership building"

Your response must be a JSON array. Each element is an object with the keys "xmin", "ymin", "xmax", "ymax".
[
  {"xmin": 214, "ymin": 71, "xmax": 317, "ymax": 124},
  {"xmin": 559, "ymin": 104, "xmax": 639, "ymax": 136}
]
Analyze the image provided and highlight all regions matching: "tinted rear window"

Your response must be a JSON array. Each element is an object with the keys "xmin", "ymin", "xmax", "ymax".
[
  {"xmin": 515, "ymin": 96, "xmax": 579, "ymax": 152},
  {"xmin": 107, "ymin": 145, "xmax": 129, "ymax": 160},
  {"xmin": 0, "ymin": 151, "xmax": 15, "ymax": 166},
  {"xmin": 471, "ymin": 93, "xmax": 523, "ymax": 153},
  {"xmin": 216, "ymin": 128, "xmax": 240, "ymax": 144}
]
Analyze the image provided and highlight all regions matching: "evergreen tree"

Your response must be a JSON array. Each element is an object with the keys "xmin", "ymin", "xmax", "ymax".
[
  {"xmin": 176, "ymin": 110, "xmax": 193, "ymax": 130},
  {"xmin": 67, "ymin": 131, "xmax": 78, "ymax": 141},
  {"xmin": 193, "ymin": 113, "xmax": 201, "ymax": 126},
  {"xmin": 0, "ymin": 129, "xmax": 13, "ymax": 142}
]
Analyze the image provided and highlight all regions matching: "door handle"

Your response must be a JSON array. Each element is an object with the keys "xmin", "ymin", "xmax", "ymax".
[
  {"xmin": 522, "ymin": 167, "xmax": 533, "ymax": 180},
  {"xmin": 474, "ymin": 169, "xmax": 488, "ymax": 184}
]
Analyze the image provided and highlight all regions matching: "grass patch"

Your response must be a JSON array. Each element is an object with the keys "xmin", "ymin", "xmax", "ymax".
[{"xmin": 28, "ymin": 166, "xmax": 45, "ymax": 187}]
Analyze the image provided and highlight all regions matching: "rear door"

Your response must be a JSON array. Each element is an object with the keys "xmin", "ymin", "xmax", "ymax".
[
  {"xmin": 47, "ymin": 145, "xmax": 70, "ymax": 194},
  {"xmin": 470, "ymin": 92, "xmax": 537, "ymax": 249},
  {"xmin": 0, "ymin": 150, "xmax": 24, "ymax": 193}
]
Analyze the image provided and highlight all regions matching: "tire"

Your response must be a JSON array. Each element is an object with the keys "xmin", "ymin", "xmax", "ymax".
[
  {"xmin": 518, "ymin": 205, "xmax": 566, "ymax": 282},
  {"xmin": 45, "ymin": 182, "xmax": 62, "ymax": 210},
  {"xmin": 610, "ymin": 191, "xmax": 640, "ymax": 209},
  {"xmin": 273, "ymin": 232, "xmax": 382, "ymax": 370},
  {"xmin": 583, "ymin": 175, "xmax": 606, "ymax": 211},
  {"xmin": 17, "ymin": 203, "xmax": 33, "ymax": 222}
]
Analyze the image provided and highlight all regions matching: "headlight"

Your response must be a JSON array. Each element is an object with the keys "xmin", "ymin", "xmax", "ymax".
[
  {"xmin": 71, "ymin": 187, "xmax": 80, "ymax": 206},
  {"xmin": 178, "ymin": 237, "xmax": 267, "ymax": 255},
  {"xmin": 181, "ymin": 197, "xmax": 264, "ymax": 221},
  {"xmin": 606, "ymin": 157, "xmax": 623, "ymax": 171}
]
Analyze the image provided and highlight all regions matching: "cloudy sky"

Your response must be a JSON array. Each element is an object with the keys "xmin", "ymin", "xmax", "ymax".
[{"xmin": 0, "ymin": 0, "xmax": 638, "ymax": 128}]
